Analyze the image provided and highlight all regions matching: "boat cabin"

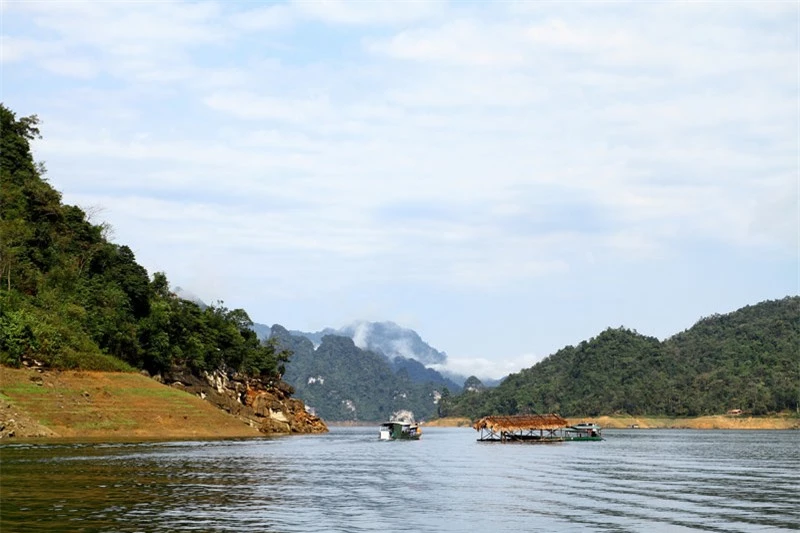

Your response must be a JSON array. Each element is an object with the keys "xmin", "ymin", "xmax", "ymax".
[{"xmin": 379, "ymin": 421, "xmax": 421, "ymax": 440}]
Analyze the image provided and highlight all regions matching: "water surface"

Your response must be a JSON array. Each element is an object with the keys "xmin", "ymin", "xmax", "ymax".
[{"xmin": 1, "ymin": 428, "xmax": 797, "ymax": 532}]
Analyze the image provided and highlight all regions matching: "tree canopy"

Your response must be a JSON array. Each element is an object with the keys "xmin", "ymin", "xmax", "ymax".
[
  {"xmin": 0, "ymin": 103, "xmax": 289, "ymax": 381},
  {"xmin": 442, "ymin": 297, "xmax": 799, "ymax": 419}
]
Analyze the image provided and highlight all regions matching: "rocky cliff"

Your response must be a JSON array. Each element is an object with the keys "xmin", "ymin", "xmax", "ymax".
[{"xmin": 163, "ymin": 367, "xmax": 328, "ymax": 434}]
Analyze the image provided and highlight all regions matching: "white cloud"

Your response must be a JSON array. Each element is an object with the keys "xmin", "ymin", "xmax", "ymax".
[
  {"xmin": 203, "ymin": 91, "xmax": 333, "ymax": 123},
  {"xmin": 294, "ymin": 0, "xmax": 445, "ymax": 26},
  {"xmin": 367, "ymin": 19, "xmax": 529, "ymax": 66},
  {"xmin": 228, "ymin": 4, "xmax": 295, "ymax": 31},
  {"xmin": 1, "ymin": 36, "xmax": 60, "ymax": 63},
  {"xmin": 6, "ymin": 0, "xmax": 797, "ymax": 368}
]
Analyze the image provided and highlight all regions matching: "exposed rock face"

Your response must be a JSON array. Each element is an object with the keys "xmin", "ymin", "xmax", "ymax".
[
  {"xmin": 0, "ymin": 400, "xmax": 56, "ymax": 439},
  {"xmin": 163, "ymin": 367, "xmax": 328, "ymax": 435}
]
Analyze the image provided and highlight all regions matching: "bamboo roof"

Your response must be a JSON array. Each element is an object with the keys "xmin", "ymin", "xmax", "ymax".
[{"xmin": 473, "ymin": 414, "xmax": 568, "ymax": 432}]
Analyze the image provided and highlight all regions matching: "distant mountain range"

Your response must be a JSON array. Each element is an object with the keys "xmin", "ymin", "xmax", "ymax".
[
  {"xmin": 172, "ymin": 290, "xmax": 494, "ymax": 420},
  {"xmin": 269, "ymin": 325, "xmax": 458, "ymax": 421},
  {"xmin": 250, "ymin": 320, "xmax": 448, "ymax": 365},
  {"xmin": 228, "ymin": 318, "xmax": 466, "ymax": 421},
  {"xmin": 175, "ymin": 287, "xmax": 466, "ymax": 382}
]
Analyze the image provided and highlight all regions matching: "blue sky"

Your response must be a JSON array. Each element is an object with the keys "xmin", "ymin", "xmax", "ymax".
[{"xmin": 2, "ymin": 1, "xmax": 798, "ymax": 379}]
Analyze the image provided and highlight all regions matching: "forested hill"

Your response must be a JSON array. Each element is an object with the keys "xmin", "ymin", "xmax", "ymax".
[
  {"xmin": 0, "ymin": 104, "xmax": 288, "ymax": 382},
  {"xmin": 442, "ymin": 296, "xmax": 800, "ymax": 419},
  {"xmin": 272, "ymin": 325, "xmax": 453, "ymax": 421}
]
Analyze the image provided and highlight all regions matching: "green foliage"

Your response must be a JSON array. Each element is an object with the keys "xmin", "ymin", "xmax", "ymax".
[
  {"xmin": 0, "ymin": 306, "xmax": 34, "ymax": 366},
  {"xmin": 447, "ymin": 297, "xmax": 800, "ymax": 419},
  {"xmin": 0, "ymin": 103, "xmax": 289, "ymax": 382},
  {"xmin": 276, "ymin": 326, "xmax": 443, "ymax": 421}
]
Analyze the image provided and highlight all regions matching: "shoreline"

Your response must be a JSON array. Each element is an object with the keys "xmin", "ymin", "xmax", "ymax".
[
  {"xmin": 428, "ymin": 414, "xmax": 799, "ymax": 430},
  {"xmin": 2, "ymin": 366, "xmax": 797, "ymax": 441},
  {"xmin": 0, "ymin": 366, "xmax": 263, "ymax": 440}
]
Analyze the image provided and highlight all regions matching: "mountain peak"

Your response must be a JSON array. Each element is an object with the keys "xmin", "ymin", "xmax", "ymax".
[{"xmin": 334, "ymin": 321, "xmax": 447, "ymax": 365}]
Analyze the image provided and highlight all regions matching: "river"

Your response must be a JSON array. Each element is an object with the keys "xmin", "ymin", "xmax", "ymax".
[{"xmin": 1, "ymin": 427, "xmax": 797, "ymax": 532}]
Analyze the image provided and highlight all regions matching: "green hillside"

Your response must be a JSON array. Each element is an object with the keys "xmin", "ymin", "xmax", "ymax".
[
  {"xmin": 274, "ymin": 325, "xmax": 443, "ymax": 421},
  {"xmin": 442, "ymin": 296, "xmax": 800, "ymax": 419},
  {"xmin": 0, "ymin": 104, "xmax": 288, "ymax": 383},
  {"xmin": 3, "ymin": 103, "xmax": 796, "ymax": 424}
]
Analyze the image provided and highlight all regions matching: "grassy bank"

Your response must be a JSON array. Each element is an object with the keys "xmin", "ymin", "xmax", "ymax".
[
  {"xmin": 430, "ymin": 414, "xmax": 799, "ymax": 430},
  {"xmin": 0, "ymin": 366, "xmax": 262, "ymax": 439}
]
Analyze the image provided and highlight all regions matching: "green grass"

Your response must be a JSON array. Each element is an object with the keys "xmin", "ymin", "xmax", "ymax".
[
  {"xmin": 56, "ymin": 351, "xmax": 137, "ymax": 372},
  {"xmin": 113, "ymin": 386, "xmax": 196, "ymax": 400},
  {"xmin": 73, "ymin": 418, "xmax": 137, "ymax": 430},
  {"xmin": 0, "ymin": 382, "xmax": 53, "ymax": 395}
]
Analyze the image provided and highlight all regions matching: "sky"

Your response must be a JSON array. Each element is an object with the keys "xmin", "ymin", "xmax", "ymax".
[{"xmin": 2, "ymin": 0, "xmax": 798, "ymax": 380}]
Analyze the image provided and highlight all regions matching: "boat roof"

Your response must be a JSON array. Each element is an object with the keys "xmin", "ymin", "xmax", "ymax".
[{"xmin": 473, "ymin": 414, "xmax": 568, "ymax": 432}]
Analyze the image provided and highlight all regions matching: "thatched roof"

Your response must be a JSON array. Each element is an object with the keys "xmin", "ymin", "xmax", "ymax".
[{"xmin": 473, "ymin": 414, "xmax": 568, "ymax": 432}]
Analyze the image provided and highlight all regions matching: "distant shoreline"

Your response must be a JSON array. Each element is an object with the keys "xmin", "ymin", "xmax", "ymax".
[
  {"xmin": 2, "ymin": 365, "xmax": 797, "ymax": 441},
  {"xmin": 428, "ymin": 415, "xmax": 799, "ymax": 430}
]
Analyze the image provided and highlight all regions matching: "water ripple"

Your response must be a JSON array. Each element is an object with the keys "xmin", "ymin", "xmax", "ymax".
[{"xmin": 1, "ymin": 428, "xmax": 798, "ymax": 532}]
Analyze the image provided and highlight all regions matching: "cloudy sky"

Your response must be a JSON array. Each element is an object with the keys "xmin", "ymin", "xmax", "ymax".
[{"xmin": 3, "ymin": 1, "xmax": 797, "ymax": 379}]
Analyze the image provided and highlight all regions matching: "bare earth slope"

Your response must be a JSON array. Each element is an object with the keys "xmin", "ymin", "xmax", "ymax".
[
  {"xmin": 430, "ymin": 415, "xmax": 799, "ymax": 430},
  {"xmin": 0, "ymin": 367, "xmax": 262, "ymax": 439},
  {"xmin": 575, "ymin": 414, "xmax": 800, "ymax": 430}
]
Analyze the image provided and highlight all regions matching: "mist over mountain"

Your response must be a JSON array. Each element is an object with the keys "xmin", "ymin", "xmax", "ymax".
[
  {"xmin": 250, "ymin": 320, "xmax": 466, "ymax": 388},
  {"xmin": 189, "ymin": 304, "xmax": 466, "ymax": 388},
  {"xmin": 288, "ymin": 321, "xmax": 448, "ymax": 366},
  {"xmin": 172, "ymin": 287, "xmax": 206, "ymax": 308},
  {"xmin": 270, "ymin": 325, "xmax": 456, "ymax": 421}
]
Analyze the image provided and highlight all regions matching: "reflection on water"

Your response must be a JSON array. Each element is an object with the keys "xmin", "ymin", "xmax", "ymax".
[{"xmin": 1, "ymin": 429, "xmax": 798, "ymax": 532}]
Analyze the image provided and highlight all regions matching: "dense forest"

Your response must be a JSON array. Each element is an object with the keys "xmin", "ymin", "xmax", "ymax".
[
  {"xmin": 273, "ymin": 325, "xmax": 447, "ymax": 421},
  {"xmin": 0, "ymin": 104, "xmax": 289, "ymax": 382},
  {"xmin": 442, "ymin": 296, "xmax": 800, "ymax": 419}
]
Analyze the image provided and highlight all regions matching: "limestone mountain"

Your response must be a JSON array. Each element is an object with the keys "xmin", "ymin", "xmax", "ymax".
[
  {"xmin": 252, "ymin": 320, "xmax": 461, "ymax": 390},
  {"xmin": 271, "ymin": 325, "xmax": 449, "ymax": 421},
  {"xmin": 289, "ymin": 320, "xmax": 448, "ymax": 365}
]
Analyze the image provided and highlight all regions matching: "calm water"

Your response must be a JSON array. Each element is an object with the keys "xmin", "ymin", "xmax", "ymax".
[{"xmin": 1, "ymin": 428, "xmax": 797, "ymax": 532}]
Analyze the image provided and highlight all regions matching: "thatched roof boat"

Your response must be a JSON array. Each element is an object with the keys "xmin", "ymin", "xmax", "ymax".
[
  {"xmin": 473, "ymin": 414, "xmax": 568, "ymax": 432},
  {"xmin": 473, "ymin": 414, "xmax": 579, "ymax": 443}
]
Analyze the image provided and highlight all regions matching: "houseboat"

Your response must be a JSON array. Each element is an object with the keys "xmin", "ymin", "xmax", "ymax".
[
  {"xmin": 473, "ymin": 414, "xmax": 603, "ymax": 443},
  {"xmin": 564, "ymin": 422, "xmax": 603, "ymax": 441},
  {"xmin": 379, "ymin": 420, "xmax": 421, "ymax": 440}
]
